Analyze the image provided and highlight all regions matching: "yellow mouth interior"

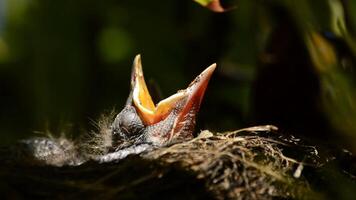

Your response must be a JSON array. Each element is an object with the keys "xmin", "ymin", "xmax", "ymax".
[
  {"xmin": 132, "ymin": 55, "xmax": 185, "ymax": 125},
  {"xmin": 131, "ymin": 55, "xmax": 216, "ymax": 126}
]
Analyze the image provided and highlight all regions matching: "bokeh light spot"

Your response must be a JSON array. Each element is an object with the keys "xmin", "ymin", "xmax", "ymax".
[{"xmin": 98, "ymin": 27, "xmax": 133, "ymax": 63}]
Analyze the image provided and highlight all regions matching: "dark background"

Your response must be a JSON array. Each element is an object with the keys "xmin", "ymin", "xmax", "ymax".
[{"xmin": 0, "ymin": 0, "xmax": 356, "ymax": 154}]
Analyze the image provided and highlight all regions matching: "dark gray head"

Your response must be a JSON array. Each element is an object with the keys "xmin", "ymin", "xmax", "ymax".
[
  {"xmin": 111, "ymin": 104, "xmax": 145, "ymax": 150},
  {"xmin": 112, "ymin": 105, "xmax": 144, "ymax": 141}
]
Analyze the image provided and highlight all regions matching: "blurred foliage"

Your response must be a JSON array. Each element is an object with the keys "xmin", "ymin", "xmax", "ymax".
[
  {"xmin": 280, "ymin": 0, "xmax": 356, "ymax": 152},
  {"xmin": 0, "ymin": 0, "xmax": 355, "ymax": 199},
  {"xmin": 0, "ymin": 0, "xmax": 355, "ymax": 155}
]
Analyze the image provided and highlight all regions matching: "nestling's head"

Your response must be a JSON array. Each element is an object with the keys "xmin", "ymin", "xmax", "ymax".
[{"xmin": 111, "ymin": 55, "xmax": 216, "ymax": 147}]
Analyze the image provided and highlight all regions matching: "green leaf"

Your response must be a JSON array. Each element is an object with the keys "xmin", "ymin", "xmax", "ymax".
[
  {"xmin": 193, "ymin": 0, "xmax": 213, "ymax": 6},
  {"xmin": 193, "ymin": 0, "xmax": 235, "ymax": 13}
]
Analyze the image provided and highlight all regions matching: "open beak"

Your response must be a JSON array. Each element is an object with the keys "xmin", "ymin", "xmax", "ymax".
[
  {"xmin": 130, "ymin": 54, "xmax": 216, "ymax": 144},
  {"xmin": 170, "ymin": 63, "xmax": 216, "ymax": 137}
]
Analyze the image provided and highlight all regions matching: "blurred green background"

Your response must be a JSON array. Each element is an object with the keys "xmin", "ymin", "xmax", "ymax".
[{"xmin": 0, "ymin": 0, "xmax": 355, "ymax": 155}]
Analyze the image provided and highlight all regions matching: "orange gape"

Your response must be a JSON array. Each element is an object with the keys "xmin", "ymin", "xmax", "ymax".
[
  {"xmin": 131, "ymin": 55, "xmax": 216, "ymax": 126},
  {"xmin": 111, "ymin": 54, "xmax": 216, "ymax": 146}
]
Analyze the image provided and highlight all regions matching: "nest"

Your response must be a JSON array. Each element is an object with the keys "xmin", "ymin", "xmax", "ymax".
[
  {"xmin": 143, "ymin": 126, "xmax": 320, "ymax": 200},
  {"xmin": 0, "ymin": 113, "xmax": 326, "ymax": 200}
]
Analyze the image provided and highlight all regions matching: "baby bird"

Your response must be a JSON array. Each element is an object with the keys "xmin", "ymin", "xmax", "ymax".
[{"xmin": 11, "ymin": 55, "xmax": 216, "ymax": 165}]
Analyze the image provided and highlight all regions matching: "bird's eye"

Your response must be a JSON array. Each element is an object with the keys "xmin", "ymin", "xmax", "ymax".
[{"xmin": 112, "ymin": 105, "xmax": 145, "ymax": 139}]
